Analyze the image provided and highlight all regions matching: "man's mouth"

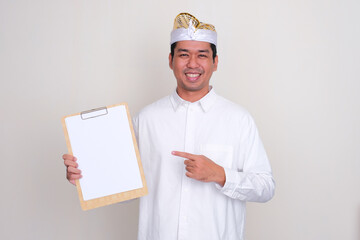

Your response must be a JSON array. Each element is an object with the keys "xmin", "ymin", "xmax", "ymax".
[{"xmin": 185, "ymin": 73, "xmax": 201, "ymax": 81}]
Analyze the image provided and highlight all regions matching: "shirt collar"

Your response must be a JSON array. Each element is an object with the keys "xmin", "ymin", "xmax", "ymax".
[{"xmin": 170, "ymin": 86, "xmax": 218, "ymax": 112}]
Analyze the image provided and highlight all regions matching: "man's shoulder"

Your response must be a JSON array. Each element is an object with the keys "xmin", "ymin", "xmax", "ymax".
[
  {"xmin": 135, "ymin": 95, "xmax": 172, "ymax": 120},
  {"xmin": 215, "ymin": 94, "xmax": 251, "ymax": 118},
  {"xmin": 213, "ymin": 95, "xmax": 259, "ymax": 131}
]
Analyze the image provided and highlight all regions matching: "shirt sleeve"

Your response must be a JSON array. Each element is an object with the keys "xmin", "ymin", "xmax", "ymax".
[
  {"xmin": 216, "ymin": 168, "xmax": 275, "ymax": 202},
  {"xmin": 132, "ymin": 114, "xmax": 140, "ymax": 144},
  {"xmin": 216, "ymin": 114, "xmax": 275, "ymax": 202}
]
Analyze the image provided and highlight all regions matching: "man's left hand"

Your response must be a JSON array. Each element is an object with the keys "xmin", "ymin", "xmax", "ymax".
[{"xmin": 172, "ymin": 151, "xmax": 226, "ymax": 187}]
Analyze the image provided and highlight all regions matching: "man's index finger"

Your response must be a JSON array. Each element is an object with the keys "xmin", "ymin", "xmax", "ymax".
[{"xmin": 172, "ymin": 151, "xmax": 197, "ymax": 160}]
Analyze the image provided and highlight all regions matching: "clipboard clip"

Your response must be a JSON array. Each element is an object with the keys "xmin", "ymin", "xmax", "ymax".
[{"xmin": 81, "ymin": 107, "xmax": 108, "ymax": 120}]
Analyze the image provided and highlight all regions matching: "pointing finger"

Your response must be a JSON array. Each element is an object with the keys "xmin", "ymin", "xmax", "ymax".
[{"xmin": 172, "ymin": 151, "xmax": 197, "ymax": 159}]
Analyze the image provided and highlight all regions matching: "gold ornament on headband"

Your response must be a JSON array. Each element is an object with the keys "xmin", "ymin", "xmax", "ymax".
[{"xmin": 170, "ymin": 13, "xmax": 217, "ymax": 46}]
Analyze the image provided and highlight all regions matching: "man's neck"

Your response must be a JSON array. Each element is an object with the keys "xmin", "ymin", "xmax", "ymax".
[{"xmin": 176, "ymin": 87, "xmax": 210, "ymax": 103}]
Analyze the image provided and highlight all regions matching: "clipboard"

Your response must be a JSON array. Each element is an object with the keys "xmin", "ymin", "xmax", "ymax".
[{"xmin": 61, "ymin": 103, "xmax": 147, "ymax": 210}]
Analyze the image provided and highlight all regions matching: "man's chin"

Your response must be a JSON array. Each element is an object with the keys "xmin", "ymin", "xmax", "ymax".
[{"xmin": 182, "ymin": 84, "xmax": 209, "ymax": 93}]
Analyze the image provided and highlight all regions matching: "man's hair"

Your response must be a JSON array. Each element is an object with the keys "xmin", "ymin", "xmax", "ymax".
[{"xmin": 170, "ymin": 42, "xmax": 217, "ymax": 62}]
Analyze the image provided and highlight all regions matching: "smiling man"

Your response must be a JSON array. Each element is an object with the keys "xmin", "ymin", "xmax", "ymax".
[{"xmin": 63, "ymin": 13, "xmax": 275, "ymax": 240}]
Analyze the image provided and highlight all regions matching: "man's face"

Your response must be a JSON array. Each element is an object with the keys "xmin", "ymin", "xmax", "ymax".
[{"xmin": 169, "ymin": 40, "xmax": 218, "ymax": 98}]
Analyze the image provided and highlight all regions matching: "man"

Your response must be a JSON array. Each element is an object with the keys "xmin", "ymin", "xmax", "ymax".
[{"xmin": 63, "ymin": 13, "xmax": 275, "ymax": 240}]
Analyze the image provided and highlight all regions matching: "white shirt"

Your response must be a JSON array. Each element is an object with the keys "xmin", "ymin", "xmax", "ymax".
[{"xmin": 133, "ymin": 88, "xmax": 275, "ymax": 240}]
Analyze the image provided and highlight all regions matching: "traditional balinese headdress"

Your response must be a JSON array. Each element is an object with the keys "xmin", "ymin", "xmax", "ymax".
[{"xmin": 170, "ymin": 13, "xmax": 217, "ymax": 46}]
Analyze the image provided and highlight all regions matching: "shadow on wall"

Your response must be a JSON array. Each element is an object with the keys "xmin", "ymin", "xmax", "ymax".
[{"xmin": 359, "ymin": 206, "xmax": 360, "ymax": 240}]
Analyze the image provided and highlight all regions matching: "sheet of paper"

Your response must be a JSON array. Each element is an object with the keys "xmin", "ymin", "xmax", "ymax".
[{"xmin": 65, "ymin": 105, "xmax": 143, "ymax": 201}]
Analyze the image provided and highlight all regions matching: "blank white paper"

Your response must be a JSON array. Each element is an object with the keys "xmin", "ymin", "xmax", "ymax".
[{"xmin": 65, "ymin": 105, "xmax": 143, "ymax": 201}]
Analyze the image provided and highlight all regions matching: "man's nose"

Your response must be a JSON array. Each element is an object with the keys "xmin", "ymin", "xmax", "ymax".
[{"xmin": 187, "ymin": 55, "xmax": 199, "ymax": 68}]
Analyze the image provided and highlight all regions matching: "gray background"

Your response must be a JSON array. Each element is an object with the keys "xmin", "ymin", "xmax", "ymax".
[{"xmin": 1, "ymin": 0, "xmax": 359, "ymax": 239}]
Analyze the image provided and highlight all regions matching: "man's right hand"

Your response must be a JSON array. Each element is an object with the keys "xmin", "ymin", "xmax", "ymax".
[{"xmin": 63, "ymin": 154, "xmax": 82, "ymax": 186}]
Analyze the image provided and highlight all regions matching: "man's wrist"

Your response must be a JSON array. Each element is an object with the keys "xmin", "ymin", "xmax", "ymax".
[{"xmin": 215, "ymin": 166, "xmax": 226, "ymax": 187}]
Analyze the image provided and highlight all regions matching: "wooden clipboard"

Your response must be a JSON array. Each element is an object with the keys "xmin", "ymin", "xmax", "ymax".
[{"xmin": 61, "ymin": 103, "xmax": 147, "ymax": 210}]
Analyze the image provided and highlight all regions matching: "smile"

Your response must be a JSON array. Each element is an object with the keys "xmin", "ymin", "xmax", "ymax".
[
  {"xmin": 185, "ymin": 73, "xmax": 201, "ymax": 81},
  {"xmin": 186, "ymin": 73, "xmax": 200, "ymax": 78}
]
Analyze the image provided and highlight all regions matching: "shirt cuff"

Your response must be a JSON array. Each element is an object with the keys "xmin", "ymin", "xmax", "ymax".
[{"xmin": 215, "ymin": 167, "xmax": 239, "ymax": 195}]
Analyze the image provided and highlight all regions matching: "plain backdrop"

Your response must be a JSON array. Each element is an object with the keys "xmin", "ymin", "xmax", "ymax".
[{"xmin": 1, "ymin": 0, "xmax": 359, "ymax": 239}]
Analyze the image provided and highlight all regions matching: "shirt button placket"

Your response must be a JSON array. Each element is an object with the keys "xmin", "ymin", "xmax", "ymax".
[{"xmin": 178, "ymin": 103, "xmax": 195, "ymax": 240}]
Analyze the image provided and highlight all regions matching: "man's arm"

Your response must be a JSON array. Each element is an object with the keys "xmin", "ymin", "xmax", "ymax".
[
  {"xmin": 171, "ymin": 151, "xmax": 275, "ymax": 203},
  {"xmin": 171, "ymin": 112, "xmax": 275, "ymax": 203}
]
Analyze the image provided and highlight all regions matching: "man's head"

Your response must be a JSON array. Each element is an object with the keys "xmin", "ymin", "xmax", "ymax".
[{"xmin": 169, "ymin": 13, "xmax": 218, "ymax": 101}]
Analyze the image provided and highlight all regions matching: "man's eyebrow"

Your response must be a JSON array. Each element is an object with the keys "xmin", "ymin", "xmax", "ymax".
[
  {"xmin": 176, "ymin": 48, "xmax": 210, "ymax": 53},
  {"xmin": 177, "ymin": 48, "xmax": 189, "ymax": 52},
  {"xmin": 198, "ymin": 49, "xmax": 210, "ymax": 53}
]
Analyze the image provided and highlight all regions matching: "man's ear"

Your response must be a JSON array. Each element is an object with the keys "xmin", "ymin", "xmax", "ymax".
[
  {"xmin": 213, "ymin": 55, "xmax": 219, "ymax": 71},
  {"xmin": 169, "ymin": 53, "xmax": 173, "ymax": 70}
]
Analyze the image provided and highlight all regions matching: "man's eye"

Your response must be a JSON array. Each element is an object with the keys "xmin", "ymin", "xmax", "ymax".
[
  {"xmin": 179, "ymin": 54, "xmax": 189, "ymax": 57},
  {"xmin": 199, "ymin": 54, "xmax": 208, "ymax": 58}
]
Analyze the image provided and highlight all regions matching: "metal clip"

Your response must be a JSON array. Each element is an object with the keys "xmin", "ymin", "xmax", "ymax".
[{"xmin": 81, "ymin": 107, "xmax": 108, "ymax": 120}]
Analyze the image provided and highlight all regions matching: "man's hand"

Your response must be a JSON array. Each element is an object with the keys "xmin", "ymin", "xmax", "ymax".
[
  {"xmin": 62, "ymin": 154, "xmax": 82, "ymax": 186},
  {"xmin": 172, "ymin": 151, "xmax": 226, "ymax": 187}
]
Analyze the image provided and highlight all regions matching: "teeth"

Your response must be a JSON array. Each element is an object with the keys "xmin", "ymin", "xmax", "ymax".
[{"xmin": 186, "ymin": 73, "xmax": 200, "ymax": 78}]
